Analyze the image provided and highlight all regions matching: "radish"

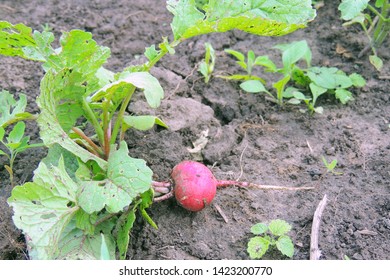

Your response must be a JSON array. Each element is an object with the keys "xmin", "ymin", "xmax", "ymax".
[
  {"xmin": 152, "ymin": 160, "xmax": 314, "ymax": 212},
  {"xmin": 171, "ymin": 161, "xmax": 217, "ymax": 211}
]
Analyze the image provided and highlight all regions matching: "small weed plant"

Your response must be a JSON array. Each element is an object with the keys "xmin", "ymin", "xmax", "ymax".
[
  {"xmin": 0, "ymin": 91, "xmax": 41, "ymax": 187},
  {"xmin": 222, "ymin": 40, "xmax": 366, "ymax": 113},
  {"xmin": 198, "ymin": 42, "xmax": 216, "ymax": 83},
  {"xmin": 0, "ymin": 1, "xmax": 316, "ymax": 259},
  {"xmin": 338, "ymin": 0, "xmax": 389, "ymax": 71},
  {"xmin": 247, "ymin": 219, "xmax": 295, "ymax": 259},
  {"xmin": 322, "ymin": 156, "xmax": 343, "ymax": 175}
]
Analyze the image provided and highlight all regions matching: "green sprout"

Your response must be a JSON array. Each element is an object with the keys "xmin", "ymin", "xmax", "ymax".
[
  {"xmin": 322, "ymin": 156, "xmax": 343, "ymax": 175},
  {"xmin": 198, "ymin": 42, "xmax": 216, "ymax": 83}
]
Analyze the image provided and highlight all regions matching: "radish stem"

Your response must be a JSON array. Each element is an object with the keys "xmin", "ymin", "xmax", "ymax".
[
  {"xmin": 152, "ymin": 181, "xmax": 171, "ymax": 188},
  {"xmin": 153, "ymin": 190, "xmax": 174, "ymax": 202}
]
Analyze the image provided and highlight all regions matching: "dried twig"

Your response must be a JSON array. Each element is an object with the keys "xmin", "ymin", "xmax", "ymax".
[
  {"xmin": 310, "ymin": 194, "xmax": 328, "ymax": 260},
  {"xmin": 214, "ymin": 203, "xmax": 229, "ymax": 223}
]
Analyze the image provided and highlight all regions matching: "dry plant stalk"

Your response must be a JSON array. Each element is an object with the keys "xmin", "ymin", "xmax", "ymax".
[{"xmin": 310, "ymin": 194, "xmax": 328, "ymax": 260}]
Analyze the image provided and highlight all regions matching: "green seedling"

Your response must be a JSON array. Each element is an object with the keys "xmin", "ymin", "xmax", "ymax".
[
  {"xmin": 0, "ymin": 90, "xmax": 35, "ymax": 128},
  {"xmin": 0, "ymin": 0, "xmax": 316, "ymax": 260},
  {"xmin": 322, "ymin": 156, "xmax": 343, "ymax": 175},
  {"xmin": 0, "ymin": 91, "xmax": 41, "ymax": 187},
  {"xmin": 219, "ymin": 49, "xmax": 272, "ymax": 83},
  {"xmin": 228, "ymin": 40, "xmax": 366, "ymax": 113},
  {"xmin": 247, "ymin": 219, "xmax": 294, "ymax": 259},
  {"xmin": 338, "ymin": 0, "xmax": 389, "ymax": 71},
  {"xmin": 0, "ymin": 122, "xmax": 42, "ymax": 187},
  {"xmin": 198, "ymin": 42, "xmax": 216, "ymax": 83}
]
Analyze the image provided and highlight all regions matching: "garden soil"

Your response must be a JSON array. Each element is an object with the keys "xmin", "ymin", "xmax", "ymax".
[{"xmin": 0, "ymin": 0, "xmax": 389, "ymax": 260}]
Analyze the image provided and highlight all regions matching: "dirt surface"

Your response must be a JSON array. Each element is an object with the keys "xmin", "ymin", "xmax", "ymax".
[{"xmin": 0, "ymin": 0, "xmax": 389, "ymax": 260}]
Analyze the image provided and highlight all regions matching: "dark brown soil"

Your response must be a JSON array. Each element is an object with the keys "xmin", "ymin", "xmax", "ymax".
[{"xmin": 0, "ymin": 0, "xmax": 389, "ymax": 260}]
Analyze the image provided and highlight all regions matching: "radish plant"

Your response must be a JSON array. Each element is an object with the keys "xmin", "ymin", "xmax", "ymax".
[
  {"xmin": 338, "ymin": 0, "xmax": 389, "ymax": 71},
  {"xmin": 0, "ymin": 0, "xmax": 316, "ymax": 259}
]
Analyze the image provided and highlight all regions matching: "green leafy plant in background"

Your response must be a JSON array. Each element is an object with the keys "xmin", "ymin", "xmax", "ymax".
[
  {"xmin": 338, "ymin": 0, "xmax": 389, "ymax": 71},
  {"xmin": 224, "ymin": 40, "xmax": 366, "ymax": 113},
  {"xmin": 247, "ymin": 219, "xmax": 294, "ymax": 259},
  {"xmin": 0, "ymin": 0, "xmax": 316, "ymax": 259},
  {"xmin": 198, "ymin": 42, "xmax": 216, "ymax": 83},
  {"xmin": 0, "ymin": 91, "xmax": 41, "ymax": 187}
]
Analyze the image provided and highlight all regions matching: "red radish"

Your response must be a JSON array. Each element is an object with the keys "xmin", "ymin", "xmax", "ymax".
[
  {"xmin": 171, "ymin": 160, "xmax": 217, "ymax": 211},
  {"xmin": 152, "ymin": 160, "xmax": 314, "ymax": 211}
]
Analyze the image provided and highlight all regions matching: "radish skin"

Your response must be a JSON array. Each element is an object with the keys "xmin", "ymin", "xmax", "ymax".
[{"xmin": 171, "ymin": 161, "xmax": 217, "ymax": 211}]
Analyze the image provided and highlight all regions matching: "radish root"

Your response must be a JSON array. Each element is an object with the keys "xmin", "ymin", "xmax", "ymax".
[{"xmin": 151, "ymin": 180, "xmax": 314, "ymax": 203}]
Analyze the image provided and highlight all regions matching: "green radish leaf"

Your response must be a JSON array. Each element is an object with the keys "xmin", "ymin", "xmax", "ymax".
[
  {"xmin": 7, "ymin": 122, "xmax": 25, "ymax": 144},
  {"xmin": 268, "ymin": 219, "xmax": 292, "ymax": 236},
  {"xmin": 276, "ymin": 235, "xmax": 294, "ymax": 258},
  {"xmin": 0, "ymin": 21, "xmax": 36, "ymax": 58},
  {"xmin": 100, "ymin": 234, "xmax": 111, "ymax": 260},
  {"xmin": 342, "ymin": 13, "xmax": 366, "ymax": 26},
  {"xmin": 78, "ymin": 141, "xmax": 153, "ymax": 214},
  {"xmin": 116, "ymin": 208, "xmax": 137, "ymax": 260},
  {"xmin": 250, "ymin": 223, "xmax": 268, "ymax": 235},
  {"xmin": 95, "ymin": 67, "xmax": 115, "ymax": 88},
  {"xmin": 37, "ymin": 69, "xmax": 107, "ymax": 169},
  {"xmin": 338, "ymin": 0, "xmax": 369, "ymax": 21},
  {"xmin": 47, "ymin": 30, "xmax": 110, "ymax": 75},
  {"xmin": 240, "ymin": 80, "xmax": 267, "ymax": 93},
  {"xmin": 22, "ymin": 31, "xmax": 56, "ymax": 64},
  {"xmin": 349, "ymin": 73, "xmax": 366, "ymax": 87},
  {"xmin": 335, "ymin": 88, "xmax": 353, "ymax": 104},
  {"xmin": 247, "ymin": 236, "xmax": 270, "ymax": 259},
  {"xmin": 123, "ymin": 115, "xmax": 168, "ymax": 131},
  {"xmin": 0, "ymin": 149, "xmax": 6, "ymax": 156},
  {"xmin": 55, "ymin": 219, "xmax": 116, "ymax": 260},
  {"xmin": 369, "ymin": 55, "xmax": 383, "ymax": 71},
  {"xmin": 168, "ymin": 0, "xmax": 316, "ymax": 41},
  {"xmin": 42, "ymin": 144, "xmax": 80, "ymax": 180},
  {"xmin": 7, "ymin": 158, "xmax": 80, "ymax": 259},
  {"xmin": 0, "ymin": 91, "xmax": 33, "ymax": 128},
  {"xmin": 92, "ymin": 72, "xmax": 164, "ymax": 109},
  {"xmin": 74, "ymin": 209, "xmax": 96, "ymax": 235},
  {"xmin": 139, "ymin": 189, "xmax": 157, "ymax": 229}
]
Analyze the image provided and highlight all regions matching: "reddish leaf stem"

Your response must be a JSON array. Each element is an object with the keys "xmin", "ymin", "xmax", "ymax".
[{"xmin": 72, "ymin": 127, "xmax": 104, "ymax": 157}]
